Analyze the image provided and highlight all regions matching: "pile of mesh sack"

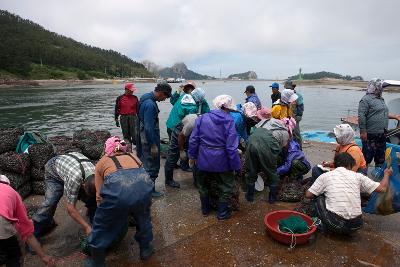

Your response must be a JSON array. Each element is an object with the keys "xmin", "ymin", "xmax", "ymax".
[{"xmin": 72, "ymin": 129, "xmax": 111, "ymax": 160}]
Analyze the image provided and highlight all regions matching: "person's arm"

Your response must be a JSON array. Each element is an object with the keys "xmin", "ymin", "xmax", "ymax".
[
  {"xmin": 388, "ymin": 114, "xmax": 400, "ymax": 121},
  {"xmin": 115, "ymin": 96, "xmax": 121, "ymax": 122},
  {"xmin": 188, "ymin": 118, "xmax": 201, "ymax": 161},
  {"xmin": 305, "ymin": 190, "xmax": 315, "ymax": 199},
  {"xmin": 94, "ymin": 160, "xmax": 105, "ymax": 205},
  {"xmin": 202, "ymin": 101, "xmax": 210, "ymax": 113},
  {"xmin": 374, "ymin": 167, "xmax": 392, "ymax": 193},
  {"xmin": 143, "ymin": 103, "xmax": 157, "ymax": 146},
  {"xmin": 358, "ymin": 98, "xmax": 369, "ymax": 141},
  {"xmin": 170, "ymin": 91, "xmax": 180, "ymax": 105},
  {"xmin": 66, "ymin": 202, "xmax": 92, "ymax": 235},
  {"xmin": 225, "ymin": 120, "xmax": 241, "ymax": 171},
  {"xmin": 305, "ymin": 175, "xmax": 326, "ymax": 199},
  {"xmin": 25, "ymin": 234, "xmax": 56, "ymax": 266}
]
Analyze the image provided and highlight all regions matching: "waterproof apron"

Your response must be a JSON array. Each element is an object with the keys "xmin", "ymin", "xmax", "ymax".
[{"xmin": 89, "ymin": 154, "xmax": 154, "ymax": 250}]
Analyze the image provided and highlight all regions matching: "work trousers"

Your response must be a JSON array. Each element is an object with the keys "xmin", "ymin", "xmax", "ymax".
[
  {"xmin": 293, "ymin": 116, "xmax": 303, "ymax": 149},
  {"xmin": 138, "ymin": 128, "xmax": 160, "ymax": 180},
  {"xmin": 0, "ymin": 235, "xmax": 21, "ymax": 267},
  {"xmin": 120, "ymin": 114, "xmax": 138, "ymax": 146},
  {"xmin": 197, "ymin": 171, "xmax": 235, "ymax": 203},
  {"xmin": 314, "ymin": 195, "xmax": 363, "ymax": 235},
  {"xmin": 164, "ymin": 125, "xmax": 183, "ymax": 181},
  {"xmin": 362, "ymin": 133, "xmax": 386, "ymax": 167}
]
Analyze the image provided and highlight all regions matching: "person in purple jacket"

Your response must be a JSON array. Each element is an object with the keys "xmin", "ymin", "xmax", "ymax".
[
  {"xmin": 277, "ymin": 139, "xmax": 311, "ymax": 181},
  {"xmin": 188, "ymin": 95, "xmax": 241, "ymax": 220}
]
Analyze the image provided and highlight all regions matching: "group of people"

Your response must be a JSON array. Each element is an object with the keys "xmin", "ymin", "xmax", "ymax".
[{"xmin": 1, "ymin": 78, "xmax": 399, "ymax": 266}]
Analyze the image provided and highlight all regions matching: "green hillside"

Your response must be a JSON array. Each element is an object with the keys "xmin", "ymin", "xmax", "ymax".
[
  {"xmin": 288, "ymin": 71, "xmax": 363, "ymax": 81},
  {"xmin": 0, "ymin": 10, "xmax": 152, "ymax": 79}
]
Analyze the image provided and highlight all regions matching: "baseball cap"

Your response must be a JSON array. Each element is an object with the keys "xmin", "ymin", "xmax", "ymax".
[
  {"xmin": 269, "ymin": 82, "xmax": 279, "ymax": 89},
  {"xmin": 125, "ymin": 83, "xmax": 137, "ymax": 92},
  {"xmin": 244, "ymin": 85, "xmax": 256, "ymax": 94}
]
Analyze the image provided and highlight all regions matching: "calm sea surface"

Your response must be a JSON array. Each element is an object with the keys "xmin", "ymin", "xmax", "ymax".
[{"xmin": 1, "ymin": 80, "xmax": 399, "ymax": 138}]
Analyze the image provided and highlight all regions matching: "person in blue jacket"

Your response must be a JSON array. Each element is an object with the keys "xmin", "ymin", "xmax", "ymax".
[
  {"xmin": 244, "ymin": 85, "xmax": 262, "ymax": 109},
  {"xmin": 137, "ymin": 83, "xmax": 172, "ymax": 197},
  {"xmin": 277, "ymin": 139, "xmax": 311, "ymax": 181}
]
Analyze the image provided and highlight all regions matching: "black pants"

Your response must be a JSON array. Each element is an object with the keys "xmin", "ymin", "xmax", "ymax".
[
  {"xmin": 120, "ymin": 114, "xmax": 138, "ymax": 145},
  {"xmin": 0, "ymin": 235, "xmax": 21, "ymax": 267},
  {"xmin": 314, "ymin": 195, "xmax": 363, "ymax": 235}
]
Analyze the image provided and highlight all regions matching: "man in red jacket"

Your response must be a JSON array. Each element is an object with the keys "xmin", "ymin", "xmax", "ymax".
[{"xmin": 115, "ymin": 83, "xmax": 139, "ymax": 150}]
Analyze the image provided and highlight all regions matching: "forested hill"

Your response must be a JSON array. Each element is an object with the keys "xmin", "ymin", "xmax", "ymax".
[
  {"xmin": 288, "ymin": 71, "xmax": 363, "ymax": 81},
  {"xmin": 0, "ymin": 10, "xmax": 152, "ymax": 79}
]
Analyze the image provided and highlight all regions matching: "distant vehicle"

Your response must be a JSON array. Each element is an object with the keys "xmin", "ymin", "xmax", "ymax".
[{"xmin": 166, "ymin": 77, "xmax": 185, "ymax": 83}]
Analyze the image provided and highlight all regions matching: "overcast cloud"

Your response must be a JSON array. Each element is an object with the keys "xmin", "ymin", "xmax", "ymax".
[{"xmin": 1, "ymin": 0, "xmax": 400, "ymax": 79}]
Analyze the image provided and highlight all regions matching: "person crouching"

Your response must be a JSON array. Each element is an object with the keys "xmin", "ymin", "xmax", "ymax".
[
  {"xmin": 188, "ymin": 95, "xmax": 241, "ymax": 220},
  {"xmin": 87, "ymin": 136, "xmax": 154, "ymax": 266}
]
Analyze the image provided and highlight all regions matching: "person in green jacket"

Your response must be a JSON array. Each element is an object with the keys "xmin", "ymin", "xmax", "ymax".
[{"xmin": 164, "ymin": 88, "xmax": 210, "ymax": 188}]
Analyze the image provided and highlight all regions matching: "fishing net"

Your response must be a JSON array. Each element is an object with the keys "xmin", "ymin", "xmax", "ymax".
[
  {"xmin": 1, "ymin": 170, "xmax": 30, "ymax": 190},
  {"xmin": 0, "ymin": 151, "xmax": 31, "ymax": 174},
  {"xmin": 278, "ymin": 180, "xmax": 304, "ymax": 202},
  {"xmin": 278, "ymin": 215, "xmax": 309, "ymax": 234},
  {"xmin": 31, "ymin": 167, "xmax": 45, "ymax": 181},
  {"xmin": 28, "ymin": 143, "xmax": 55, "ymax": 169},
  {"xmin": 0, "ymin": 127, "xmax": 24, "ymax": 154},
  {"xmin": 32, "ymin": 180, "xmax": 46, "ymax": 195},
  {"xmin": 364, "ymin": 145, "xmax": 400, "ymax": 215}
]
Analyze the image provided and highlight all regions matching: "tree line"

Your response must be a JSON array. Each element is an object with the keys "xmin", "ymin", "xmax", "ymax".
[
  {"xmin": 0, "ymin": 10, "xmax": 152, "ymax": 79},
  {"xmin": 288, "ymin": 71, "xmax": 363, "ymax": 81}
]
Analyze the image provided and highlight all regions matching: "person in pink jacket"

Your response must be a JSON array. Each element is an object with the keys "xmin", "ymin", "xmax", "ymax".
[{"xmin": 0, "ymin": 175, "xmax": 55, "ymax": 266}]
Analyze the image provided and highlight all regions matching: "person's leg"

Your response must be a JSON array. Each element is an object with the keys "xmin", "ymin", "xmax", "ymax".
[
  {"xmin": 140, "ymin": 131, "xmax": 162, "ymax": 197},
  {"xmin": 132, "ymin": 195, "xmax": 154, "ymax": 260},
  {"xmin": 289, "ymin": 160, "xmax": 309, "ymax": 181},
  {"xmin": 293, "ymin": 116, "xmax": 303, "ymax": 150},
  {"xmin": 33, "ymin": 158, "xmax": 64, "ymax": 238},
  {"xmin": 362, "ymin": 134, "xmax": 375, "ymax": 166},
  {"xmin": 373, "ymin": 133, "xmax": 386, "ymax": 168},
  {"xmin": 197, "ymin": 171, "xmax": 211, "ymax": 215},
  {"xmin": 0, "ymin": 236, "xmax": 21, "ymax": 267},
  {"xmin": 129, "ymin": 115, "xmax": 138, "ymax": 146},
  {"xmin": 217, "ymin": 172, "xmax": 235, "ymax": 220},
  {"xmin": 120, "ymin": 115, "xmax": 130, "ymax": 143},
  {"xmin": 258, "ymin": 144, "xmax": 280, "ymax": 204},
  {"xmin": 164, "ymin": 127, "xmax": 181, "ymax": 188},
  {"xmin": 311, "ymin": 165, "xmax": 326, "ymax": 185}
]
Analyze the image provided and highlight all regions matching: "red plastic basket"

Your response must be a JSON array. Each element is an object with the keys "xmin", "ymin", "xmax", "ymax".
[{"xmin": 264, "ymin": 210, "xmax": 317, "ymax": 245}]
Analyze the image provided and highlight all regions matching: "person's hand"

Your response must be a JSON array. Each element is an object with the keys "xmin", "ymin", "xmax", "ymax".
[
  {"xmin": 245, "ymin": 184, "xmax": 255, "ymax": 202},
  {"xmin": 188, "ymin": 159, "xmax": 196, "ymax": 168},
  {"xmin": 41, "ymin": 254, "xmax": 56, "ymax": 266},
  {"xmin": 115, "ymin": 120, "xmax": 120, "ymax": 127},
  {"xmin": 177, "ymin": 85, "xmax": 184, "ymax": 93},
  {"xmin": 150, "ymin": 145, "xmax": 158, "ymax": 158},
  {"xmin": 96, "ymin": 194, "xmax": 102, "ymax": 206},
  {"xmin": 179, "ymin": 150, "xmax": 187, "ymax": 161},
  {"xmin": 85, "ymin": 226, "xmax": 92, "ymax": 236},
  {"xmin": 384, "ymin": 167, "xmax": 393, "ymax": 177},
  {"xmin": 322, "ymin": 161, "xmax": 331, "ymax": 167},
  {"xmin": 360, "ymin": 131, "xmax": 367, "ymax": 142}
]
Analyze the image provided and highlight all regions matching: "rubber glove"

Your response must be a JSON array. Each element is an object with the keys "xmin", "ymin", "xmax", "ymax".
[{"xmin": 179, "ymin": 150, "xmax": 188, "ymax": 161}]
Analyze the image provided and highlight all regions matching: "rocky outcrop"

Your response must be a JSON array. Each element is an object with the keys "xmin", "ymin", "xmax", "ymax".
[{"xmin": 228, "ymin": 71, "xmax": 257, "ymax": 80}]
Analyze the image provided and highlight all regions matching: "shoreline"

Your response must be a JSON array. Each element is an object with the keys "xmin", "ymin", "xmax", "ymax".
[{"xmin": 1, "ymin": 78, "xmax": 400, "ymax": 92}]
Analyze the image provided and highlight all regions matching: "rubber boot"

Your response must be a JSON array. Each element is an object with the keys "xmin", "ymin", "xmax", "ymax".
[
  {"xmin": 85, "ymin": 248, "xmax": 106, "ymax": 267},
  {"xmin": 140, "ymin": 243, "xmax": 154, "ymax": 260},
  {"xmin": 165, "ymin": 169, "xmax": 180, "ymax": 188},
  {"xmin": 151, "ymin": 184, "xmax": 164, "ymax": 198},
  {"xmin": 200, "ymin": 196, "xmax": 210, "ymax": 216},
  {"xmin": 268, "ymin": 186, "xmax": 278, "ymax": 204},
  {"xmin": 217, "ymin": 202, "xmax": 231, "ymax": 220},
  {"xmin": 180, "ymin": 158, "xmax": 192, "ymax": 172}
]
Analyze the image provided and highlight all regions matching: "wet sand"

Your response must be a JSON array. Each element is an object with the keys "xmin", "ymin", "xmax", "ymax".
[{"xmin": 24, "ymin": 141, "xmax": 400, "ymax": 267}]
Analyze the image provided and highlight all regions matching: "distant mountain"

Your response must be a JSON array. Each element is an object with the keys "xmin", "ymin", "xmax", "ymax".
[
  {"xmin": 0, "ymin": 10, "xmax": 152, "ymax": 79},
  {"xmin": 288, "ymin": 71, "xmax": 363, "ymax": 81},
  {"xmin": 143, "ymin": 61, "xmax": 214, "ymax": 80},
  {"xmin": 228, "ymin": 71, "xmax": 257, "ymax": 80}
]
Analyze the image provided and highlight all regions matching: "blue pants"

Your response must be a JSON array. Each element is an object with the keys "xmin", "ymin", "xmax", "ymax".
[
  {"xmin": 33, "ymin": 157, "xmax": 64, "ymax": 237},
  {"xmin": 138, "ymin": 129, "xmax": 160, "ymax": 180},
  {"xmin": 88, "ymin": 171, "xmax": 153, "ymax": 251}
]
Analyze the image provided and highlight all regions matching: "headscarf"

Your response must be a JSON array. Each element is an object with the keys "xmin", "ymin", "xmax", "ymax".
[
  {"xmin": 256, "ymin": 107, "xmax": 272, "ymax": 120},
  {"xmin": 181, "ymin": 94, "xmax": 196, "ymax": 105},
  {"xmin": 104, "ymin": 136, "xmax": 127, "ymax": 156},
  {"xmin": 333, "ymin": 124, "xmax": 355, "ymax": 145},
  {"xmin": 280, "ymin": 89, "xmax": 298, "ymax": 105},
  {"xmin": 242, "ymin": 102, "xmax": 257, "ymax": 117},
  {"xmin": 280, "ymin": 117, "xmax": 297, "ymax": 136},
  {"xmin": 260, "ymin": 118, "xmax": 290, "ymax": 148},
  {"xmin": 191, "ymin": 88, "xmax": 205, "ymax": 103},
  {"xmin": 0, "ymin": 174, "xmax": 10, "ymax": 184},
  {"xmin": 366, "ymin": 78, "xmax": 384, "ymax": 96},
  {"xmin": 213, "ymin": 95, "xmax": 236, "ymax": 110}
]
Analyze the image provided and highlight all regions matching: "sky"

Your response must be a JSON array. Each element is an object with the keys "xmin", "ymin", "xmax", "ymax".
[{"xmin": 2, "ymin": 0, "xmax": 400, "ymax": 80}]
